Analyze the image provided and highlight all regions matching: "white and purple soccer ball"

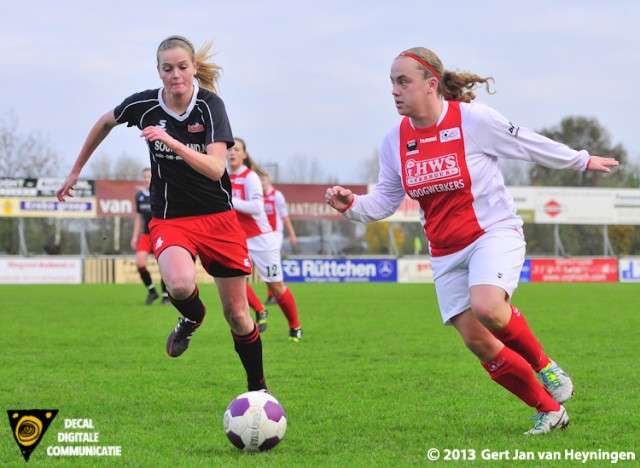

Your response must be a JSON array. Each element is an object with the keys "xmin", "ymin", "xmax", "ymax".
[{"xmin": 223, "ymin": 391, "xmax": 287, "ymax": 452}]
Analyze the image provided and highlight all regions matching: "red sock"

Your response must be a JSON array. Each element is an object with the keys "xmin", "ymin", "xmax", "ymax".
[
  {"xmin": 482, "ymin": 346, "xmax": 559, "ymax": 413},
  {"xmin": 492, "ymin": 305, "xmax": 550, "ymax": 372},
  {"xmin": 275, "ymin": 287, "xmax": 300, "ymax": 329},
  {"xmin": 245, "ymin": 284, "xmax": 265, "ymax": 312}
]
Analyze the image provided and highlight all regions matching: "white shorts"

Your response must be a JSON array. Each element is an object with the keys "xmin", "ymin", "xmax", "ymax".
[
  {"xmin": 431, "ymin": 228, "xmax": 525, "ymax": 325},
  {"xmin": 249, "ymin": 248, "xmax": 284, "ymax": 283}
]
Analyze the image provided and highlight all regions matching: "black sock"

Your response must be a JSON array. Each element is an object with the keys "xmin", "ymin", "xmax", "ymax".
[
  {"xmin": 232, "ymin": 325, "xmax": 267, "ymax": 391},
  {"xmin": 161, "ymin": 280, "xmax": 168, "ymax": 296},
  {"xmin": 138, "ymin": 266, "xmax": 154, "ymax": 290},
  {"xmin": 169, "ymin": 286, "xmax": 205, "ymax": 323}
]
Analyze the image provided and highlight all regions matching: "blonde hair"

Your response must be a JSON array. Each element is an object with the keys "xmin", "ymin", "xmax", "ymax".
[
  {"xmin": 157, "ymin": 35, "xmax": 223, "ymax": 94},
  {"xmin": 400, "ymin": 47, "xmax": 494, "ymax": 102}
]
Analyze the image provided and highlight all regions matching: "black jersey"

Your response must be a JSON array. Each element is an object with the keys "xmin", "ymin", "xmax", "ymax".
[
  {"xmin": 134, "ymin": 189, "xmax": 153, "ymax": 234},
  {"xmin": 114, "ymin": 87, "xmax": 235, "ymax": 219}
]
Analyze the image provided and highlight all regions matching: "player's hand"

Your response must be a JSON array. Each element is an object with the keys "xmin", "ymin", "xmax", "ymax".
[
  {"xmin": 141, "ymin": 126, "xmax": 177, "ymax": 149},
  {"xmin": 325, "ymin": 186, "xmax": 354, "ymax": 212},
  {"xmin": 587, "ymin": 156, "xmax": 619, "ymax": 173},
  {"xmin": 56, "ymin": 174, "xmax": 79, "ymax": 202}
]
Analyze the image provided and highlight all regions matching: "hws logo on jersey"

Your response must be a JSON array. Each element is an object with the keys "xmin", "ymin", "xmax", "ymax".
[
  {"xmin": 439, "ymin": 127, "xmax": 460, "ymax": 142},
  {"xmin": 404, "ymin": 154, "xmax": 460, "ymax": 186}
]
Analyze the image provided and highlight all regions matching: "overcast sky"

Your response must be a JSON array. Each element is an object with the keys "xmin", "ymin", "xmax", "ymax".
[{"xmin": 1, "ymin": 1, "xmax": 639, "ymax": 184}]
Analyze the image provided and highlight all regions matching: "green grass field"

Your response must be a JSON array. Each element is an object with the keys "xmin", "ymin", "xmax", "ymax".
[{"xmin": 1, "ymin": 282, "xmax": 638, "ymax": 467}]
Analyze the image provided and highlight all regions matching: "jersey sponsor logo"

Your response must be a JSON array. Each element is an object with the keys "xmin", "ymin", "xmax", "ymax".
[
  {"xmin": 404, "ymin": 154, "xmax": 460, "ymax": 186},
  {"xmin": 407, "ymin": 180, "xmax": 465, "ymax": 198},
  {"xmin": 188, "ymin": 123, "xmax": 204, "ymax": 133},
  {"xmin": 420, "ymin": 136, "xmax": 437, "ymax": 143},
  {"xmin": 439, "ymin": 127, "xmax": 461, "ymax": 142},
  {"xmin": 488, "ymin": 356, "xmax": 506, "ymax": 372}
]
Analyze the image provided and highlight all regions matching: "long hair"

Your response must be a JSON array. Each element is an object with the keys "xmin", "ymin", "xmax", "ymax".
[
  {"xmin": 401, "ymin": 47, "xmax": 495, "ymax": 102},
  {"xmin": 157, "ymin": 35, "xmax": 223, "ymax": 94},
  {"xmin": 234, "ymin": 137, "xmax": 265, "ymax": 174}
]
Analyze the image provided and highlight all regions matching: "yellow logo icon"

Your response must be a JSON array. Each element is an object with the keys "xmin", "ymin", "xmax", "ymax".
[{"xmin": 7, "ymin": 409, "xmax": 58, "ymax": 462}]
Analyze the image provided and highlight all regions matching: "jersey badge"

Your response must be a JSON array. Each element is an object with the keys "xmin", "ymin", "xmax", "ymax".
[
  {"xmin": 439, "ymin": 127, "xmax": 461, "ymax": 143},
  {"xmin": 188, "ymin": 123, "xmax": 204, "ymax": 133}
]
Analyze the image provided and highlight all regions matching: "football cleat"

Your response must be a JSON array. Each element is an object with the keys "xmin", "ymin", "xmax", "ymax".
[
  {"xmin": 265, "ymin": 296, "xmax": 277, "ymax": 305},
  {"xmin": 288, "ymin": 328, "xmax": 303, "ymax": 343},
  {"xmin": 539, "ymin": 360, "xmax": 574, "ymax": 404},
  {"xmin": 145, "ymin": 290, "xmax": 159, "ymax": 305},
  {"xmin": 256, "ymin": 309, "xmax": 268, "ymax": 333},
  {"xmin": 524, "ymin": 405, "xmax": 569, "ymax": 435},
  {"xmin": 166, "ymin": 317, "xmax": 202, "ymax": 357}
]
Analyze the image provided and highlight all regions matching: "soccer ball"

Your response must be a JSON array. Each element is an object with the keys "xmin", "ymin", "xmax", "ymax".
[{"xmin": 223, "ymin": 391, "xmax": 287, "ymax": 452}]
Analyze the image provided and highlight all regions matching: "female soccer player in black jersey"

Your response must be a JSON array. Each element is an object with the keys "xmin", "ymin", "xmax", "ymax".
[{"xmin": 56, "ymin": 35, "xmax": 267, "ymax": 392}]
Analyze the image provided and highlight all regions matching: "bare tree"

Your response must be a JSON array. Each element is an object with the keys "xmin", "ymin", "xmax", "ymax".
[
  {"xmin": 88, "ymin": 151, "xmax": 144, "ymax": 180},
  {"xmin": 281, "ymin": 153, "xmax": 332, "ymax": 184},
  {"xmin": 0, "ymin": 109, "xmax": 62, "ymax": 177}
]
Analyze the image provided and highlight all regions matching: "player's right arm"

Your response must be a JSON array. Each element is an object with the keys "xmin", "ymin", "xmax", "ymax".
[
  {"xmin": 131, "ymin": 213, "xmax": 142, "ymax": 250},
  {"xmin": 57, "ymin": 110, "xmax": 119, "ymax": 201},
  {"xmin": 326, "ymin": 132, "xmax": 406, "ymax": 222}
]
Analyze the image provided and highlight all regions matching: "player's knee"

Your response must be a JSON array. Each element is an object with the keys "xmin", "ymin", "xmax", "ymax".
[
  {"xmin": 471, "ymin": 300, "xmax": 507, "ymax": 328},
  {"xmin": 267, "ymin": 282, "xmax": 286, "ymax": 296},
  {"xmin": 164, "ymin": 278, "xmax": 196, "ymax": 300},
  {"xmin": 225, "ymin": 307, "xmax": 254, "ymax": 334}
]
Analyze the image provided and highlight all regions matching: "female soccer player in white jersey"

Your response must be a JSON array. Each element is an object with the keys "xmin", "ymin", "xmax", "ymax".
[
  {"xmin": 260, "ymin": 172, "xmax": 297, "ymax": 305},
  {"xmin": 227, "ymin": 138, "xmax": 303, "ymax": 342},
  {"xmin": 56, "ymin": 35, "xmax": 268, "ymax": 393},
  {"xmin": 325, "ymin": 47, "xmax": 619, "ymax": 435}
]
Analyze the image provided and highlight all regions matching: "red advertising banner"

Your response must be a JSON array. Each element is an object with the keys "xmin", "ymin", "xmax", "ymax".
[
  {"xmin": 95, "ymin": 180, "xmax": 144, "ymax": 218},
  {"xmin": 94, "ymin": 181, "xmax": 368, "ymax": 220},
  {"xmin": 278, "ymin": 184, "xmax": 368, "ymax": 220},
  {"xmin": 530, "ymin": 258, "xmax": 618, "ymax": 283}
]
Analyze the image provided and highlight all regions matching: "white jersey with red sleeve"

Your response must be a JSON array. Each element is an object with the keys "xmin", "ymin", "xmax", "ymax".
[
  {"xmin": 343, "ymin": 100, "xmax": 590, "ymax": 257},
  {"xmin": 229, "ymin": 165, "xmax": 278, "ymax": 251}
]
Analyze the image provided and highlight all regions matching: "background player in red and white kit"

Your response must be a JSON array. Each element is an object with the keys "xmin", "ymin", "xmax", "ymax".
[
  {"xmin": 57, "ymin": 35, "xmax": 268, "ymax": 393},
  {"xmin": 131, "ymin": 167, "xmax": 169, "ymax": 305},
  {"xmin": 260, "ymin": 172, "xmax": 297, "ymax": 305},
  {"xmin": 227, "ymin": 138, "xmax": 303, "ymax": 342},
  {"xmin": 326, "ymin": 47, "xmax": 619, "ymax": 435}
]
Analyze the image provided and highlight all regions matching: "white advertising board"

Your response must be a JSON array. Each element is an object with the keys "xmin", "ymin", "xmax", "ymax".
[{"xmin": 0, "ymin": 257, "xmax": 83, "ymax": 284}]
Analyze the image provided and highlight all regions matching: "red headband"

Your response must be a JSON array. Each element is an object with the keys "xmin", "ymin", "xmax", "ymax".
[{"xmin": 400, "ymin": 52, "xmax": 441, "ymax": 80}]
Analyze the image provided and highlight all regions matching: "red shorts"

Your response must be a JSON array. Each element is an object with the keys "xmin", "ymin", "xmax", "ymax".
[
  {"xmin": 136, "ymin": 233, "xmax": 153, "ymax": 254},
  {"xmin": 149, "ymin": 211, "xmax": 252, "ymax": 278}
]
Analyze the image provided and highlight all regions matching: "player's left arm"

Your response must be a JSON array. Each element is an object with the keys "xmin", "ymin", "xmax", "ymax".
[
  {"xmin": 140, "ymin": 126, "xmax": 227, "ymax": 181},
  {"xmin": 283, "ymin": 216, "xmax": 297, "ymax": 245},
  {"xmin": 232, "ymin": 172, "xmax": 264, "ymax": 215},
  {"xmin": 585, "ymin": 155, "xmax": 619, "ymax": 173}
]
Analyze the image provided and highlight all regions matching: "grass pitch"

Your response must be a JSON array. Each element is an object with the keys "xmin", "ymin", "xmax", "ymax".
[{"xmin": 0, "ymin": 282, "xmax": 638, "ymax": 466}]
